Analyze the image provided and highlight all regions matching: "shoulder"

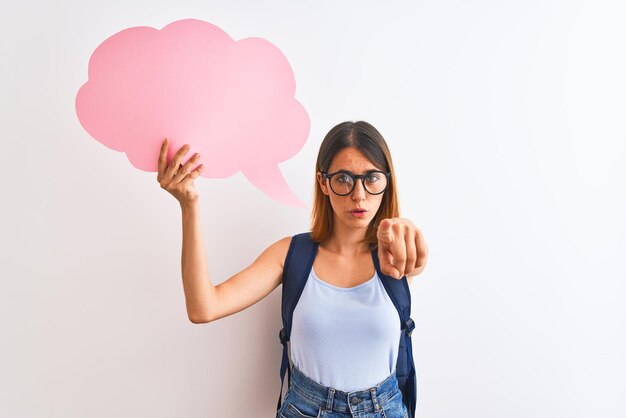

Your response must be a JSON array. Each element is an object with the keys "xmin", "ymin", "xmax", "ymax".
[
  {"xmin": 263, "ymin": 236, "xmax": 293, "ymax": 270},
  {"xmin": 265, "ymin": 232, "xmax": 320, "ymax": 269}
]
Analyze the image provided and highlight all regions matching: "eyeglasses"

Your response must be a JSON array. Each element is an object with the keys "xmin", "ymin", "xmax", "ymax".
[{"xmin": 321, "ymin": 170, "xmax": 390, "ymax": 196}]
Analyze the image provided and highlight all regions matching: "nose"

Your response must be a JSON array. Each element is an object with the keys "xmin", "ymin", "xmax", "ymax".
[{"xmin": 351, "ymin": 179, "xmax": 366, "ymax": 201}]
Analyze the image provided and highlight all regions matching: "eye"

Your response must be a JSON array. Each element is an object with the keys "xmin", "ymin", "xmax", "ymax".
[
  {"xmin": 365, "ymin": 173, "xmax": 381, "ymax": 183},
  {"xmin": 336, "ymin": 173, "xmax": 352, "ymax": 183}
]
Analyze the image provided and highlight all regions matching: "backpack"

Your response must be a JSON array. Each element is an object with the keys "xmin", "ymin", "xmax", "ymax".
[{"xmin": 277, "ymin": 232, "xmax": 417, "ymax": 418}]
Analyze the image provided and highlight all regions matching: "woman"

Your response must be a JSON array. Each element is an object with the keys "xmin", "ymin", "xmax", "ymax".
[{"xmin": 157, "ymin": 121, "xmax": 428, "ymax": 418}]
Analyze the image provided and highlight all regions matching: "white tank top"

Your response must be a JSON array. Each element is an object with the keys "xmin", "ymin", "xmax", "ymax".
[{"xmin": 289, "ymin": 266, "xmax": 402, "ymax": 392}]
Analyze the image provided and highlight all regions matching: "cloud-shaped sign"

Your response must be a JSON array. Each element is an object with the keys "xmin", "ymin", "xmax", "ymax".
[{"xmin": 76, "ymin": 18, "xmax": 310, "ymax": 207}]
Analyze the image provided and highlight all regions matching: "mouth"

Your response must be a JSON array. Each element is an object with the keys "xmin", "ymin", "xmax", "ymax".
[{"xmin": 350, "ymin": 208, "xmax": 368, "ymax": 217}]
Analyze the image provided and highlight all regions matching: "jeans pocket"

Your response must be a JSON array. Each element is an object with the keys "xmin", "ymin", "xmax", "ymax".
[
  {"xmin": 282, "ymin": 402, "xmax": 320, "ymax": 418},
  {"xmin": 380, "ymin": 389, "xmax": 406, "ymax": 418},
  {"xmin": 279, "ymin": 390, "xmax": 321, "ymax": 418}
]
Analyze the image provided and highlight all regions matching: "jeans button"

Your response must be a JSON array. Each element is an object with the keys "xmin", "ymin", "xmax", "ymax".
[{"xmin": 351, "ymin": 397, "xmax": 362, "ymax": 405}]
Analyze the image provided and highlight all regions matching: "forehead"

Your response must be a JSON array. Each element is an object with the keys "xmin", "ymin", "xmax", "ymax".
[{"xmin": 328, "ymin": 147, "xmax": 379, "ymax": 172}]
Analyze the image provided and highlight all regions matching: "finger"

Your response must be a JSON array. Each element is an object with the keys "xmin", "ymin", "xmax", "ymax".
[
  {"xmin": 404, "ymin": 229, "xmax": 417, "ymax": 276},
  {"xmin": 389, "ymin": 222, "xmax": 407, "ymax": 279},
  {"xmin": 157, "ymin": 138, "xmax": 169, "ymax": 181},
  {"xmin": 377, "ymin": 218, "xmax": 394, "ymax": 245},
  {"xmin": 178, "ymin": 164, "xmax": 204, "ymax": 188},
  {"xmin": 415, "ymin": 229, "xmax": 428, "ymax": 268},
  {"xmin": 166, "ymin": 143, "xmax": 191, "ymax": 181},
  {"xmin": 172, "ymin": 152, "xmax": 201, "ymax": 183},
  {"xmin": 378, "ymin": 245, "xmax": 400, "ymax": 279}
]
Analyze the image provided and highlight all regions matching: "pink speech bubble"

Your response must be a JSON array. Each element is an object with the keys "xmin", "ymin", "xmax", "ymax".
[{"xmin": 76, "ymin": 19, "xmax": 309, "ymax": 207}]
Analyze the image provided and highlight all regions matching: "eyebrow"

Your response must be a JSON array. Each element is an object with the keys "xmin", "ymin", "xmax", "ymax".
[{"xmin": 330, "ymin": 169, "xmax": 381, "ymax": 174}]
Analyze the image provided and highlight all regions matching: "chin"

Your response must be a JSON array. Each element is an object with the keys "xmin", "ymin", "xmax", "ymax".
[{"xmin": 346, "ymin": 217, "xmax": 371, "ymax": 227}]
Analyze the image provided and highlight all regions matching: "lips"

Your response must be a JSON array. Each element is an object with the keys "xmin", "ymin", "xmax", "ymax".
[{"xmin": 350, "ymin": 208, "xmax": 367, "ymax": 213}]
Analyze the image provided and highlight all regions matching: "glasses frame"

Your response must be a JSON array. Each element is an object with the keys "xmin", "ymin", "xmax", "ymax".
[{"xmin": 320, "ymin": 169, "xmax": 391, "ymax": 196}]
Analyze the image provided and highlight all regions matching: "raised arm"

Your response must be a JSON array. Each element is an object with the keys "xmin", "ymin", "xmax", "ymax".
[
  {"xmin": 157, "ymin": 138, "xmax": 290, "ymax": 324},
  {"xmin": 180, "ymin": 201, "xmax": 290, "ymax": 323},
  {"xmin": 204, "ymin": 234, "xmax": 291, "ymax": 323},
  {"xmin": 179, "ymin": 200, "xmax": 214, "ymax": 323}
]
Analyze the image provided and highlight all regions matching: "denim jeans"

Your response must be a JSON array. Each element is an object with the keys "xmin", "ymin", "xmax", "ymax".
[{"xmin": 277, "ymin": 363, "xmax": 408, "ymax": 418}]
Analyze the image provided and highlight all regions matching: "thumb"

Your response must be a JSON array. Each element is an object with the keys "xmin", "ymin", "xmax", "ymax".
[{"xmin": 377, "ymin": 219, "xmax": 394, "ymax": 245}]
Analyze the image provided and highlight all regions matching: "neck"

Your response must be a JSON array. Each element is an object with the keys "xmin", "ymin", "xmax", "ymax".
[{"xmin": 323, "ymin": 223, "xmax": 371, "ymax": 256}]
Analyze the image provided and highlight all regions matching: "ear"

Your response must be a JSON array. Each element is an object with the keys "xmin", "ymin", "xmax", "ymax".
[{"xmin": 317, "ymin": 172, "xmax": 330, "ymax": 196}]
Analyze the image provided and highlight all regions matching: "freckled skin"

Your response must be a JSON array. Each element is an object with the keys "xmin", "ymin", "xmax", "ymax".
[{"xmin": 316, "ymin": 147, "xmax": 385, "ymax": 241}]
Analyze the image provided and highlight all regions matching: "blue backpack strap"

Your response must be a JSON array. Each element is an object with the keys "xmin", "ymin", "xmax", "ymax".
[
  {"xmin": 372, "ymin": 247, "xmax": 417, "ymax": 418},
  {"xmin": 276, "ymin": 232, "xmax": 318, "ymax": 412}
]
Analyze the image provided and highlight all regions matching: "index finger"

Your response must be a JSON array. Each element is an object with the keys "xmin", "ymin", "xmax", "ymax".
[{"xmin": 157, "ymin": 138, "xmax": 169, "ymax": 177}]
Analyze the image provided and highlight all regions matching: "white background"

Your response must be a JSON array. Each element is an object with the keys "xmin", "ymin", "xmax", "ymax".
[{"xmin": 1, "ymin": 1, "xmax": 625, "ymax": 417}]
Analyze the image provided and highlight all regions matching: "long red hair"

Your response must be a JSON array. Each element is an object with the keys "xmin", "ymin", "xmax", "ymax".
[{"xmin": 310, "ymin": 121, "xmax": 400, "ymax": 250}]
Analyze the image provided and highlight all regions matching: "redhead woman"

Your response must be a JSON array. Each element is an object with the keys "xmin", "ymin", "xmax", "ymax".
[{"xmin": 157, "ymin": 121, "xmax": 428, "ymax": 418}]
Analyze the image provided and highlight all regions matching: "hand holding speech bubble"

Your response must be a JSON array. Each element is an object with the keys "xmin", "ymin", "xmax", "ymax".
[{"xmin": 76, "ymin": 18, "xmax": 309, "ymax": 207}]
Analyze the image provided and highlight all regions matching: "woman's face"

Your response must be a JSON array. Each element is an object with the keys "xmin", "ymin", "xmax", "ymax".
[{"xmin": 316, "ymin": 147, "xmax": 386, "ymax": 231}]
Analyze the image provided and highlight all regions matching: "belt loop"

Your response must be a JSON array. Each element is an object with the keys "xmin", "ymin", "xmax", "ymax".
[
  {"xmin": 325, "ymin": 387, "xmax": 335, "ymax": 412},
  {"xmin": 370, "ymin": 387, "xmax": 380, "ymax": 412}
]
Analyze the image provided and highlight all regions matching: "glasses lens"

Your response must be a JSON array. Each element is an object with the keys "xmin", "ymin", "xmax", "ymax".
[
  {"xmin": 330, "ymin": 173, "xmax": 354, "ymax": 195},
  {"xmin": 363, "ymin": 171, "xmax": 388, "ymax": 194}
]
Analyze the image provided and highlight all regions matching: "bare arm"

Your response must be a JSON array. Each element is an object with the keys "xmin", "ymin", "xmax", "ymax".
[
  {"xmin": 180, "ymin": 200, "xmax": 216, "ymax": 323},
  {"xmin": 179, "ymin": 200, "xmax": 290, "ymax": 324},
  {"xmin": 206, "ymin": 235, "xmax": 291, "ymax": 323},
  {"xmin": 157, "ymin": 139, "xmax": 287, "ymax": 323}
]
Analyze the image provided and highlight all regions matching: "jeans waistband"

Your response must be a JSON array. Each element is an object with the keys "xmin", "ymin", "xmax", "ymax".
[{"xmin": 289, "ymin": 363, "xmax": 399, "ymax": 414}]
